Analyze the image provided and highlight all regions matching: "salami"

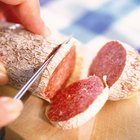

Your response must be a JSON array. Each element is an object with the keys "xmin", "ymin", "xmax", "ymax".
[
  {"xmin": 0, "ymin": 21, "xmax": 76, "ymax": 102},
  {"xmin": 89, "ymin": 41, "xmax": 140, "ymax": 100},
  {"xmin": 47, "ymin": 75, "xmax": 109, "ymax": 129}
]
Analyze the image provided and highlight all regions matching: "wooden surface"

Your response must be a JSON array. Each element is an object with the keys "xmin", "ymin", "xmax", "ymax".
[
  {"xmin": 1, "ymin": 39, "xmax": 140, "ymax": 140},
  {"xmin": 0, "ymin": 85, "xmax": 140, "ymax": 140}
]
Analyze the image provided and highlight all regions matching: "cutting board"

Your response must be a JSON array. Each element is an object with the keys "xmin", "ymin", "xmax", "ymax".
[
  {"xmin": 1, "ymin": 38, "xmax": 140, "ymax": 140},
  {"xmin": 1, "ymin": 85, "xmax": 140, "ymax": 140}
]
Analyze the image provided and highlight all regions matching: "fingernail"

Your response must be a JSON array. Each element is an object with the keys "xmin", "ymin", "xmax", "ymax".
[
  {"xmin": 42, "ymin": 26, "xmax": 51, "ymax": 37},
  {"xmin": 39, "ymin": 17, "xmax": 51, "ymax": 37},
  {"xmin": 0, "ymin": 97, "xmax": 23, "ymax": 119},
  {"xmin": 0, "ymin": 72, "xmax": 8, "ymax": 85},
  {"xmin": 0, "ymin": 62, "xmax": 6, "ymax": 74},
  {"xmin": 0, "ymin": 62, "xmax": 8, "ymax": 85}
]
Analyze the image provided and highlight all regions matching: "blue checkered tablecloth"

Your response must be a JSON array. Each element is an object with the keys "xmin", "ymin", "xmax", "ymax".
[{"xmin": 40, "ymin": 0, "xmax": 140, "ymax": 52}]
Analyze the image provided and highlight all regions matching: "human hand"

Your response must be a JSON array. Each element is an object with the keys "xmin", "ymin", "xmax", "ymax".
[
  {"xmin": 0, "ymin": 63, "xmax": 23, "ymax": 127},
  {"xmin": 0, "ymin": 0, "xmax": 48, "ymax": 127},
  {"xmin": 0, "ymin": 0, "xmax": 50, "ymax": 36},
  {"xmin": 0, "ymin": 97, "xmax": 23, "ymax": 127}
]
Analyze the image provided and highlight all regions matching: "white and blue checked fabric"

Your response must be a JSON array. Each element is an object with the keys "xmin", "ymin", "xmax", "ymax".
[{"xmin": 40, "ymin": 0, "xmax": 140, "ymax": 52}]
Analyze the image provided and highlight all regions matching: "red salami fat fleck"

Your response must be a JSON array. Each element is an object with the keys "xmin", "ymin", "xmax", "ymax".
[
  {"xmin": 47, "ymin": 75, "xmax": 109, "ymax": 129},
  {"xmin": 89, "ymin": 41, "xmax": 140, "ymax": 100}
]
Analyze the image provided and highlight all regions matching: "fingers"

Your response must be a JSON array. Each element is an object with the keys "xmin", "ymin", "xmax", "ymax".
[
  {"xmin": 0, "ymin": 0, "xmax": 25, "ymax": 5},
  {"xmin": 0, "ymin": 3, "xmax": 21, "ymax": 23},
  {"xmin": 0, "ymin": 62, "xmax": 8, "ymax": 86},
  {"xmin": 14, "ymin": 0, "xmax": 50, "ymax": 36},
  {"xmin": 0, "ymin": 97, "xmax": 23, "ymax": 127},
  {"xmin": 0, "ymin": 0, "xmax": 50, "ymax": 36}
]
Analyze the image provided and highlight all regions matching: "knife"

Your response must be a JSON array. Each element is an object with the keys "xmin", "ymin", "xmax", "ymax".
[
  {"xmin": 0, "ymin": 37, "xmax": 72, "ymax": 140},
  {"xmin": 14, "ymin": 37, "xmax": 72, "ymax": 100}
]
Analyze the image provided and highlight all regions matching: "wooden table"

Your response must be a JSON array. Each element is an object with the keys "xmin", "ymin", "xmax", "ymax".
[
  {"xmin": 0, "ymin": 85, "xmax": 140, "ymax": 140},
  {"xmin": 1, "ymin": 39, "xmax": 140, "ymax": 140}
]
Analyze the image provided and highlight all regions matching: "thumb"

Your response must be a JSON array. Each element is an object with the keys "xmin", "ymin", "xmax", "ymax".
[
  {"xmin": 0, "ymin": 62, "xmax": 8, "ymax": 85},
  {"xmin": 0, "ymin": 97, "xmax": 23, "ymax": 127}
]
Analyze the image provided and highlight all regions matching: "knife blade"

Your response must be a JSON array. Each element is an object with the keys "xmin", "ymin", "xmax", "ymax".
[
  {"xmin": 14, "ymin": 37, "xmax": 72, "ymax": 100},
  {"xmin": 0, "ymin": 37, "xmax": 72, "ymax": 140}
]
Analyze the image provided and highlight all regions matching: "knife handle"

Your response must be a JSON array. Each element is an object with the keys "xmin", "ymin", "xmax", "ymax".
[{"xmin": 0, "ymin": 127, "xmax": 5, "ymax": 140}]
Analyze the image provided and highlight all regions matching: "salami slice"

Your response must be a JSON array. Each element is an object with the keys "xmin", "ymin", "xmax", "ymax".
[
  {"xmin": 89, "ymin": 41, "xmax": 140, "ymax": 100},
  {"xmin": 46, "ymin": 75, "xmax": 109, "ymax": 129},
  {"xmin": 0, "ymin": 21, "xmax": 76, "ymax": 102}
]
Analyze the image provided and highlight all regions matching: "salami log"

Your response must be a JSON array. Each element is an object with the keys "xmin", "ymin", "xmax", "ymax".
[
  {"xmin": 0, "ymin": 21, "xmax": 76, "ymax": 102},
  {"xmin": 46, "ymin": 75, "xmax": 109, "ymax": 129},
  {"xmin": 89, "ymin": 41, "xmax": 140, "ymax": 100}
]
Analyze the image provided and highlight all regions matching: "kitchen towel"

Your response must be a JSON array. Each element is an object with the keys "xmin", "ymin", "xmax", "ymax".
[{"xmin": 40, "ymin": 0, "xmax": 140, "ymax": 52}]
